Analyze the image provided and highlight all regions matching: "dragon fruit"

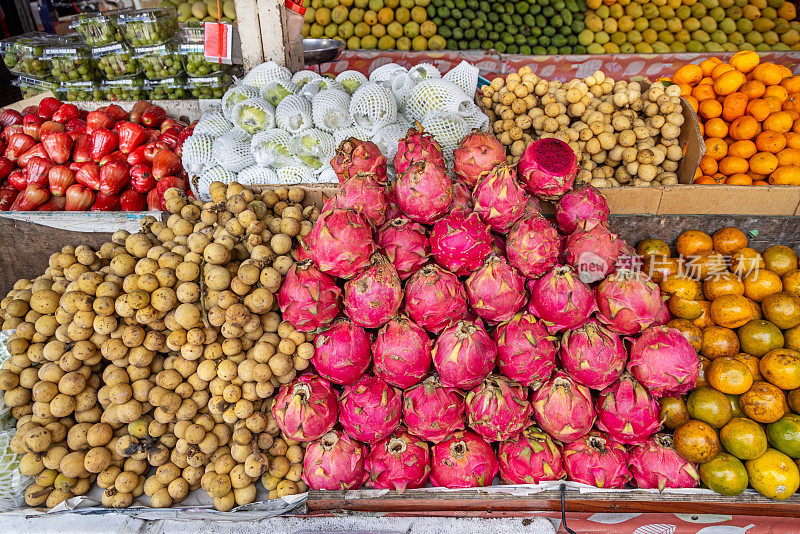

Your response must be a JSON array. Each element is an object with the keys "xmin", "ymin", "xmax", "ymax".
[
  {"xmin": 498, "ymin": 425, "xmax": 566, "ymax": 484},
  {"xmin": 277, "ymin": 260, "xmax": 341, "ymax": 332},
  {"xmin": 453, "ymin": 131, "xmax": 507, "ymax": 188},
  {"xmin": 527, "ymin": 265, "xmax": 596, "ymax": 333},
  {"xmin": 430, "ymin": 211, "xmax": 493, "ymax": 276},
  {"xmin": 562, "ymin": 432, "xmax": 631, "ymax": 488},
  {"xmin": 628, "ymin": 434, "xmax": 700, "ymax": 491},
  {"xmin": 395, "ymin": 160, "xmax": 453, "ymax": 224},
  {"xmin": 331, "ymin": 173, "xmax": 389, "ymax": 226},
  {"xmin": 506, "ymin": 210, "xmax": 561, "ymax": 279},
  {"xmin": 430, "ymin": 430, "xmax": 499, "ymax": 488},
  {"xmin": 303, "ymin": 429, "xmax": 369, "ymax": 490},
  {"xmin": 465, "ymin": 255, "xmax": 527, "ymax": 323},
  {"xmin": 343, "ymin": 254, "xmax": 403, "ymax": 328},
  {"xmin": 366, "ymin": 426, "xmax": 431, "ymax": 491},
  {"xmin": 531, "ymin": 371, "xmax": 595, "ymax": 443},
  {"xmin": 373, "ymin": 315, "xmax": 432, "ymax": 389},
  {"xmin": 595, "ymin": 269, "xmax": 663, "ymax": 335},
  {"xmin": 404, "ymin": 264, "xmax": 468, "ymax": 333},
  {"xmin": 654, "ymin": 302, "xmax": 671, "ymax": 326},
  {"xmin": 518, "ymin": 137, "xmax": 578, "ymax": 200},
  {"xmin": 272, "ymin": 374, "xmax": 339, "ymax": 441},
  {"xmin": 466, "ymin": 375, "xmax": 532, "ymax": 442},
  {"xmin": 554, "ymin": 186, "xmax": 610, "ymax": 234},
  {"xmin": 312, "ymin": 317, "xmax": 371, "ymax": 385},
  {"xmin": 495, "ymin": 313, "xmax": 558, "ymax": 388},
  {"xmin": 339, "ymin": 375, "xmax": 402, "ymax": 444},
  {"xmin": 403, "ymin": 375, "xmax": 466, "ymax": 443},
  {"xmin": 559, "ymin": 319, "xmax": 626, "ymax": 390},
  {"xmin": 307, "ymin": 208, "xmax": 377, "ymax": 279},
  {"xmin": 450, "ymin": 179, "xmax": 474, "ymax": 215},
  {"xmin": 433, "ymin": 320, "xmax": 497, "ymax": 390},
  {"xmin": 595, "ymin": 373, "xmax": 662, "ymax": 445},
  {"xmin": 376, "ymin": 217, "xmax": 429, "ymax": 279},
  {"xmin": 472, "ymin": 163, "xmax": 527, "ymax": 233},
  {"xmin": 627, "ymin": 326, "xmax": 700, "ymax": 398},
  {"xmin": 331, "ymin": 137, "xmax": 387, "ymax": 183},
  {"xmin": 564, "ymin": 222, "xmax": 622, "ymax": 283},
  {"xmin": 394, "ymin": 124, "xmax": 446, "ymax": 174}
]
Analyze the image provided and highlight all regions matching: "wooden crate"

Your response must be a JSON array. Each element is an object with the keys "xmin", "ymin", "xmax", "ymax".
[{"xmin": 232, "ymin": 0, "xmax": 302, "ymax": 71}]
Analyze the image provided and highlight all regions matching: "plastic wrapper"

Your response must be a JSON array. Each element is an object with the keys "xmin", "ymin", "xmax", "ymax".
[
  {"xmin": 221, "ymin": 84, "xmax": 262, "ymax": 120},
  {"xmin": 242, "ymin": 61, "xmax": 292, "ymax": 90},
  {"xmin": 349, "ymin": 82, "xmax": 397, "ymax": 135},
  {"xmin": 181, "ymin": 42, "xmax": 229, "ymax": 77},
  {"xmin": 311, "ymin": 89, "xmax": 352, "ymax": 133},
  {"xmin": 181, "ymin": 133, "xmax": 217, "ymax": 176},
  {"xmin": 213, "ymin": 129, "xmax": 255, "ymax": 172},
  {"xmin": 101, "ymin": 76, "xmax": 148, "ymax": 101},
  {"xmin": 118, "ymin": 7, "xmax": 178, "ymax": 47},
  {"xmin": 146, "ymin": 76, "xmax": 189, "ymax": 100},
  {"xmin": 57, "ymin": 80, "xmax": 104, "ymax": 102},
  {"xmin": 93, "ymin": 42, "xmax": 140, "ymax": 80},
  {"xmin": 134, "ymin": 39, "xmax": 184, "ymax": 80},
  {"xmin": 290, "ymin": 128, "xmax": 336, "ymax": 170},
  {"xmin": 67, "ymin": 11, "xmax": 124, "ymax": 46},
  {"xmin": 193, "ymin": 107, "xmax": 234, "ymax": 137},
  {"xmin": 43, "ymin": 41, "xmax": 98, "ymax": 83},
  {"xmin": 262, "ymin": 80, "xmax": 298, "ymax": 107},
  {"xmin": 251, "ymin": 129, "xmax": 294, "ymax": 168},
  {"xmin": 0, "ymin": 34, "xmax": 51, "ymax": 79},
  {"xmin": 186, "ymin": 73, "xmax": 235, "ymax": 100},
  {"xmin": 12, "ymin": 76, "xmax": 59, "ymax": 100},
  {"xmin": 335, "ymin": 70, "xmax": 368, "ymax": 95},
  {"xmin": 179, "ymin": 23, "xmax": 205, "ymax": 44},
  {"xmin": 276, "ymin": 95, "xmax": 313, "ymax": 134},
  {"xmin": 231, "ymin": 97, "xmax": 276, "ymax": 134}
]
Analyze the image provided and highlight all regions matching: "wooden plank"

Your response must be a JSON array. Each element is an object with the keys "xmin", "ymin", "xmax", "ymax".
[{"xmin": 233, "ymin": 0, "xmax": 265, "ymax": 70}]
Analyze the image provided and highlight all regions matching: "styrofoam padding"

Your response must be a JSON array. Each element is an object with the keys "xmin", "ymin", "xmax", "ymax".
[
  {"xmin": 291, "ymin": 128, "xmax": 336, "ymax": 170},
  {"xmin": 311, "ymin": 89, "xmax": 352, "ymax": 133},
  {"xmin": 442, "ymin": 60, "xmax": 480, "ymax": 97},
  {"xmin": 369, "ymin": 63, "xmax": 407, "ymax": 85},
  {"xmin": 421, "ymin": 110, "xmax": 470, "ymax": 163},
  {"xmin": 243, "ymin": 61, "xmax": 292, "ymax": 89},
  {"xmin": 237, "ymin": 165, "xmax": 279, "ymax": 186},
  {"xmin": 460, "ymin": 102, "xmax": 490, "ymax": 131},
  {"xmin": 276, "ymin": 95, "xmax": 313, "ymax": 134},
  {"xmin": 212, "ymin": 128, "xmax": 255, "ymax": 172},
  {"xmin": 291, "ymin": 69, "xmax": 323, "ymax": 89},
  {"xmin": 181, "ymin": 133, "xmax": 216, "ymax": 176},
  {"xmin": 374, "ymin": 123, "xmax": 408, "ymax": 160},
  {"xmin": 194, "ymin": 107, "xmax": 234, "ymax": 138},
  {"xmin": 221, "ymin": 85, "xmax": 262, "ymax": 121},
  {"xmin": 194, "ymin": 165, "xmax": 237, "ymax": 201},
  {"xmin": 349, "ymin": 82, "xmax": 397, "ymax": 136},
  {"xmin": 405, "ymin": 79, "xmax": 472, "ymax": 122},
  {"xmin": 251, "ymin": 129, "xmax": 294, "ymax": 168},
  {"xmin": 300, "ymin": 77, "xmax": 345, "ymax": 100},
  {"xmin": 277, "ymin": 164, "xmax": 315, "ymax": 184},
  {"xmin": 408, "ymin": 63, "xmax": 442, "ymax": 83},
  {"xmin": 335, "ymin": 70, "xmax": 368, "ymax": 95},
  {"xmin": 333, "ymin": 125, "xmax": 371, "ymax": 146}
]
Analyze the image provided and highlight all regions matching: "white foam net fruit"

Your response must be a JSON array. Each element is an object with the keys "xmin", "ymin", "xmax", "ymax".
[
  {"xmin": 291, "ymin": 69, "xmax": 323, "ymax": 89},
  {"xmin": 333, "ymin": 125, "xmax": 371, "ymax": 146},
  {"xmin": 277, "ymin": 164, "xmax": 315, "ymax": 184},
  {"xmin": 300, "ymin": 77, "xmax": 345, "ymax": 101},
  {"xmin": 291, "ymin": 128, "xmax": 336, "ymax": 170},
  {"xmin": 374, "ymin": 122, "xmax": 408, "ymax": 160},
  {"xmin": 262, "ymin": 80, "xmax": 299, "ymax": 107},
  {"xmin": 460, "ymin": 102, "xmax": 490, "ymax": 131},
  {"xmin": 335, "ymin": 70, "xmax": 368, "ymax": 95},
  {"xmin": 242, "ymin": 61, "xmax": 292, "ymax": 89},
  {"xmin": 193, "ymin": 165, "xmax": 237, "ymax": 201},
  {"xmin": 276, "ymin": 95, "xmax": 313, "ymax": 134},
  {"xmin": 251, "ymin": 129, "xmax": 294, "ymax": 168},
  {"xmin": 443, "ymin": 60, "xmax": 480, "ymax": 98},
  {"xmin": 0, "ymin": 428, "xmax": 30, "ymax": 512},
  {"xmin": 405, "ymin": 79, "xmax": 472, "ymax": 121},
  {"xmin": 408, "ymin": 63, "xmax": 442, "ymax": 82},
  {"xmin": 237, "ymin": 165, "xmax": 279, "ymax": 186},
  {"xmin": 316, "ymin": 165, "xmax": 338, "ymax": 183},
  {"xmin": 213, "ymin": 129, "xmax": 255, "ymax": 172},
  {"xmin": 181, "ymin": 133, "xmax": 216, "ymax": 176},
  {"xmin": 349, "ymin": 82, "xmax": 397, "ymax": 136},
  {"xmin": 312, "ymin": 89, "xmax": 352, "ymax": 133},
  {"xmin": 369, "ymin": 63, "xmax": 407, "ymax": 85},
  {"xmin": 193, "ymin": 107, "xmax": 234, "ymax": 138},
  {"xmin": 230, "ymin": 97, "xmax": 275, "ymax": 135},
  {"xmin": 422, "ymin": 110, "xmax": 470, "ymax": 161},
  {"xmin": 221, "ymin": 85, "xmax": 262, "ymax": 121},
  {"xmin": 390, "ymin": 72, "xmax": 415, "ymax": 113}
]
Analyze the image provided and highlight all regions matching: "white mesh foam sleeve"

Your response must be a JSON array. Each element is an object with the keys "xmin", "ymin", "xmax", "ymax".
[
  {"xmin": 212, "ymin": 129, "xmax": 255, "ymax": 172},
  {"xmin": 369, "ymin": 63, "xmax": 407, "ymax": 85},
  {"xmin": 374, "ymin": 123, "xmax": 408, "ymax": 160},
  {"xmin": 299, "ymin": 77, "xmax": 345, "ymax": 100},
  {"xmin": 222, "ymin": 85, "xmax": 262, "ymax": 121},
  {"xmin": 230, "ymin": 97, "xmax": 276, "ymax": 134},
  {"xmin": 194, "ymin": 165, "xmax": 237, "ymax": 202},
  {"xmin": 251, "ymin": 129, "xmax": 294, "ymax": 168},
  {"xmin": 405, "ymin": 79, "xmax": 472, "ymax": 122},
  {"xmin": 277, "ymin": 164, "xmax": 315, "ymax": 184},
  {"xmin": 408, "ymin": 63, "xmax": 442, "ymax": 83},
  {"xmin": 194, "ymin": 108, "xmax": 234, "ymax": 138},
  {"xmin": 276, "ymin": 95, "xmax": 313, "ymax": 134},
  {"xmin": 460, "ymin": 102, "xmax": 490, "ymax": 131},
  {"xmin": 312, "ymin": 89, "xmax": 352, "ymax": 133},
  {"xmin": 291, "ymin": 69, "xmax": 322, "ymax": 89},
  {"xmin": 291, "ymin": 128, "xmax": 336, "ymax": 170},
  {"xmin": 315, "ymin": 165, "xmax": 338, "ymax": 184},
  {"xmin": 349, "ymin": 82, "xmax": 397, "ymax": 136},
  {"xmin": 422, "ymin": 110, "xmax": 470, "ymax": 163},
  {"xmin": 181, "ymin": 133, "xmax": 216, "ymax": 176},
  {"xmin": 390, "ymin": 72, "xmax": 414, "ymax": 113},
  {"xmin": 237, "ymin": 165, "xmax": 279, "ymax": 186},
  {"xmin": 243, "ymin": 61, "xmax": 292, "ymax": 89},
  {"xmin": 443, "ymin": 60, "xmax": 480, "ymax": 98},
  {"xmin": 262, "ymin": 80, "xmax": 299, "ymax": 107},
  {"xmin": 335, "ymin": 70, "xmax": 368, "ymax": 95},
  {"xmin": 333, "ymin": 125, "xmax": 371, "ymax": 146}
]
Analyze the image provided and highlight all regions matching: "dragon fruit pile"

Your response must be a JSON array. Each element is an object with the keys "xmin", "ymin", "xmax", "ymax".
[
  {"xmin": 273, "ymin": 127, "xmax": 702, "ymax": 492},
  {"xmin": 182, "ymin": 60, "xmax": 488, "ymax": 201}
]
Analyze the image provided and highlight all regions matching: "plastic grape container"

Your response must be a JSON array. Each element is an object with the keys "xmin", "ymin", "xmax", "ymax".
[
  {"xmin": 57, "ymin": 80, "xmax": 105, "ymax": 102},
  {"xmin": 12, "ymin": 76, "xmax": 59, "ymax": 100},
  {"xmin": 94, "ymin": 43, "xmax": 140, "ymax": 80},
  {"xmin": 68, "ymin": 11, "xmax": 124, "ymax": 46},
  {"xmin": 101, "ymin": 76, "xmax": 148, "ymax": 101},
  {"xmin": 0, "ymin": 34, "xmax": 51, "ymax": 79},
  {"xmin": 146, "ymin": 77, "xmax": 189, "ymax": 100},
  {"xmin": 119, "ymin": 8, "xmax": 178, "ymax": 47},
  {"xmin": 44, "ymin": 42, "xmax": 98, "ymax": 83},
  {"xmin": 186, "ymin": 73, "xmax": 235, "ymax": 99},
  {"xmin": 179, "ymin": 24, "xmax": 205, "ymax": 44},
  {"xmin": 135, "ymin": 39, "xmax": 184, "ymax": 80},
  {"xmin": 181, "ymin": 42, "xmax": 229, "ymax": 77}
]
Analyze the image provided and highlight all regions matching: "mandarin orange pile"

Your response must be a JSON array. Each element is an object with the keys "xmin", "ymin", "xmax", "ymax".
[{"xmin": 671, "ymin": 51, "xmax": 800, "ymax": 186}]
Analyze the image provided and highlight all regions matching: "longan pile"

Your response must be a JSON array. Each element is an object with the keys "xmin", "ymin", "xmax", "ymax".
[
  {"xmin": 0, "ymin": 182, "xmax": 319, "ymax": 511},
  {"xmin": 480, "ymin": 67, "xmax": 687, "ymax": 187}
]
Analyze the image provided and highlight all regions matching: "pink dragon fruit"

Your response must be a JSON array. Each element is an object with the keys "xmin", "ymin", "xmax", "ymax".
[
  {"xmin": 430, "ymin": 211, "xmax": 493, "ymax": 276},
  {"xmin": 395, "ymin": 160, "xmax": 453, "ymax": 224},
  {"xmin": 653, "ymin": 302, "xmax": 672, "ymax": 326},
  {"xmin": 495, "ymin": 313, "xmax": 558, "ymax": 388},
  {"xmin": 595, "ymin": 373, "xmax": 662, "ymax": 445},
  {"xmin": 628, "ymin": 434, "xmax": 700, "ymax": 491},
  {"xmin": 383, "ymin": 184, "xmax": 404, "ymax": 220},
  {"xmin": 277, "ymin": 260, "xmax": 341, "ymax": 332},
  {"xmin": 366, "ymin": 426, "xmax": 431, "ymax": 491},
  {"xmin": 498, "ymin": 425, "xmax": 566, "ymax": 484},
  {"xmin": 506, "ymin": 210, "xmax": 561, "ymax": 279},
  {"xmin": 527, "ymin": 265, "xmax": 596, "ymax": 333},
  {"xmin": 554, "ymin": 186, "xmax": 610, "ymax": 234},
  {"xmin": 343, "ymin": 254, "xmax": 403, "ymax": 328},
  {"xmin": 517, "ymin": 137, "xmax": 578, "ymax": 200},
  {"xmin": 564, "ymin": 222, "xmax": 623, "ymax": 283},
  {"xmin": 331, "ymin": 137, "xmax": 387, "ymax": 183},
  {"xmin": 465, "ymin": 255, "xmax": 527, "ymax": 323},
  {"xmin": 394, "ymin": 124, "xmax": 446, "ymax": 174},
  {"xmin": 531, "ymin": 371, "xmax": 595, "ymax": 443},
  {"xmin": 627, "ymin": 326, "xmax": 700, "ymax": 398},
  {"xmin": 332, "ymin": 172, "xmax": 389, "ymax": 226},
  {"xmin": 272, "ymin": 374, "xmax": 339, "ymax": 441},
  {"xmin": 373, "ymin": 315, "xmax": 432, "ymax": 389},
  {"xmin": 473, "ymin": 163, "xmax": 528, "ymax": 233},
  {"xmin": 466, "ymin": 375, "xmax": 533, "ymax": 442},
  {"xmin": 303, "ymin": 429, "xmax": 369, "ymax": 490},
  {"xmin": 430, "ymin": 430, "xmax": 499, "ymax": 488},
  {"xmin": 312, "ymin": 317, "xmax": 371, "ymax": 385},
  {"xmin": 559, "ymin": 319, "xmax": 626, "ymax": 390},
  {"xmin": 339, "ymin": 375, "xmax": 402, "ymax": 444},
  {"xmin": 562, "ymin": 432, "xmax": 631, "ymax": 488},
  {"xmin": 453, "ymin": 131, "xmax": 507, "ymax": 188},
  {"xmin": 376, "ymin": 218, "xmax": 429, "ymax": 279},
  {"xmin": 595, "ymin": 269, "xmax": 664, "ymax": 335},
  {"xmin": 403, "ymin": 375, "xmax": 466, "ymax": 443},
  {"xmin": 450, "ymin": 179, "xmax": 475, "ymax": 215},
  {"xmin": 404, "ymin": 264, "xmax": 468, "ymax": 333},
  {"xmin": 433, "ymin": 320, "xmax": 497, "ymax": 390},
  {"xmin": 307, "ymin": 208, "xmax": 377, "ymax": 279}
]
